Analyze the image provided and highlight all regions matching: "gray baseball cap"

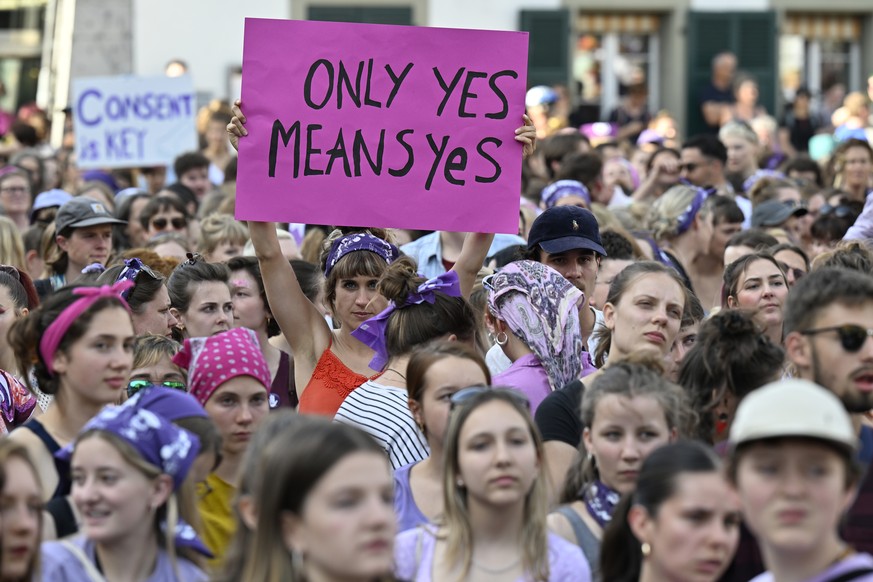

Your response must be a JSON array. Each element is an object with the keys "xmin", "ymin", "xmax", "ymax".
[{"xmin": 55, "ymin": 197, "xmax": 126, "ymax": 234}]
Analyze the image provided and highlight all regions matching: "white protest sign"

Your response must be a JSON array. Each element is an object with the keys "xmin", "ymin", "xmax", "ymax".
[{"xmin": 72, "ymin": 75, "xmax": 197, "ymax": 169}]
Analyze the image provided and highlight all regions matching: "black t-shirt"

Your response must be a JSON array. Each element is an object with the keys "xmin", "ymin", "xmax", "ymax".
[
  {"xmin": 698, "ymin": 83, "xmax": 735, "ymax": 133},
  {"xmin": 535, "ymin": 379, "xmax": 584, "ymax": 447}
]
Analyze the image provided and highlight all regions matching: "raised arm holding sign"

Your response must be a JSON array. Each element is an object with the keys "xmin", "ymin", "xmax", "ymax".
[{"xmin": 231, "ymin": 19, "xmax": 532, "ymax": 416}]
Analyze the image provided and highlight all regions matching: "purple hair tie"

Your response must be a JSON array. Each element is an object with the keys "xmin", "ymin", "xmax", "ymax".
[
  {"xmin": 324, "ymin": 232, "xmax": 400, "ymax": 277},
  {"xmin": 352, "ymin": 271, "xmax": 461, "ymax": 369}
]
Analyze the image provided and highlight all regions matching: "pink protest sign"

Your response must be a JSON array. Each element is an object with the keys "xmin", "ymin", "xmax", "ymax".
[{"xmin": 236, "ymin": 18, "xmax": 528, "ymax": 234}]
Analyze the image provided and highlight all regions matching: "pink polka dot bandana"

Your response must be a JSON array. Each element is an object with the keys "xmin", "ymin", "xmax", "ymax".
[{"xmin": 172, "ymin": 328, "xmax": 270, "ymax": 406}]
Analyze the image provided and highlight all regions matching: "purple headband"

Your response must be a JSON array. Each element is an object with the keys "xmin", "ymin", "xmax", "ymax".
[
  {"xmin": 540, "ymin": 180, "xmax": 591, "ymax": 209},
  {"xmin": 742, "ymin": 169, "xmax": 785, "ymax": 194},
  {"xmin": 675, "ymin": 189, "xmax": 709, "ymax": 236},
  {"xmin": 55, "ymin": 391, "xmax": 211, "ymax": 556},
  {"xmin": 39, "ymin": 281, "xmax": 133, "ymax": 376},
  {"xmin": 324, "ymin": 232, "xmax": 400, "ymax": 277},
  {"xmin": 351, "ymin": 270, "xmax": 462, "ymax": 369}
]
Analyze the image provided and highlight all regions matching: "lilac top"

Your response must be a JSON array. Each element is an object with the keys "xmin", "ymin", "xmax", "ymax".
[
  {"xmin": 750, "ymin": 552, "xmax": 873, "ymax": 582},
  {"xmin": 394, "ymin": 526, "xmax": 591, "ymax": 581},
  {"xmin": 844, "ymin": 190, "xmax": 873, "ymax": 241},
  {"xmin": 394, "ymin": 462, "xmax": 430, "ymax": 533},
  {"xmin": 493, "ymin": 353, "xmax": 552, "ymax": 413},
  {"xmin": 40, "ymin": 536, "xmax": 208, "ymax": 581}
]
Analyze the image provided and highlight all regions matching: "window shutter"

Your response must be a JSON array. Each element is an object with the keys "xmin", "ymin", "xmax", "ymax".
[
  {"xmin": 519, "ymin": 9, "xmax": 570, "ymax": 88},
  {"xmin": 307, "ymin": 6, "xmax": 413, "ymax": 25}
]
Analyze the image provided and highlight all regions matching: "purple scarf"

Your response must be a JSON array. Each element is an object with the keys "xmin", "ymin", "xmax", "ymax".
[{"xmin": 584, "ymin": 480, "xmax": 621, "ymax": 528}]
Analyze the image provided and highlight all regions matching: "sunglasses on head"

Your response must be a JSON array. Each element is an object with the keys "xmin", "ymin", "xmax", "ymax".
[
  {"xmin": 150, "ymin": 217, "xmax": 187, "ymax": 231},
  {"xmin": 819, "ymin": 204, "xmax": 854, "ymax": 219},
  {"xmin": 127, "ymin": 379, "xmax": 187, "ymax": 398},
  {"xmin": 449, "ymin": 385, "xmax": 530, "ymax": 411},
  {"xmin": 800, "ymin": 325, "xmax": 873, "ymax": 353}
]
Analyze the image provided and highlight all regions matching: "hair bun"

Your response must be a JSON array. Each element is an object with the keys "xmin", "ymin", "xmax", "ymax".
[
  {"xmin": 713, "ymin": 309, "xmax": 757, "ymax": 337},
  {"xmin": 378, "ymin": 256, "xmax": 423, "ymax": 306}
]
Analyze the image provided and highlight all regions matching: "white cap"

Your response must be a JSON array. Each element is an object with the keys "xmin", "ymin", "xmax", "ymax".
[{"xmin": 729, "ymin": 379, "xmax": 857, "ymax": 451}]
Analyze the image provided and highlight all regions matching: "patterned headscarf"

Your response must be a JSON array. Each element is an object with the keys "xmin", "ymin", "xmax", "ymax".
[{"xmin": 487, "ymin": 261, "xmax": 585, "ymax": 390}]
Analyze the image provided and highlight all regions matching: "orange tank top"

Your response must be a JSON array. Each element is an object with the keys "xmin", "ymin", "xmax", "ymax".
[{"xmin": 298, "ymin": 340, "xmax": 381, "ymax": 416}]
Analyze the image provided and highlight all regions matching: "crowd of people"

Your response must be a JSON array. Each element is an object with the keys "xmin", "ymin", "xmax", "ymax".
[{"xmin": 0, "ymin": 50, "xmax": 870, "ymax": 581}]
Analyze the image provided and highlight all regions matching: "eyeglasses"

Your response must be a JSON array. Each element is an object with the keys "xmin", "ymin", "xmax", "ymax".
[
  {"xmin": 481, "ymin": 273, "xmax": 496, "ymax": 292},
  {"xmin": 800, "ymin": 325, "xmax": 873, "ymax": 353},
  {"xmin": 150, "ymin": 217, "xmax": 187, "ymax": 231},
  {"xmin": 0, "ymin": 186, "xmax": 28, "ymax": 194},
  {"xmin": 0, "ymin": 265, "xmax": 20, "ymax": 281},
  {"xmin": 127, "ymin": 379, "xmax": 187, "ymax": 398},
  {"xmin": 449, "ymin": 386, "xmax": 530, "ymax": 411}
]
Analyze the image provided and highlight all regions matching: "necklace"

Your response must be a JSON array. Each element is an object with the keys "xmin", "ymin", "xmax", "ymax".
[
  {"xmin": 384, "ymin": 368, "xmax": 406, "ymax": 381},
  {"xmin": 472, "ymin": 556, "xmax": 520, "ymax": 574}
]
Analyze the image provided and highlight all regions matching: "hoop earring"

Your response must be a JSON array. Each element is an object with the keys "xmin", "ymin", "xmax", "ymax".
[{"xmin": 496, "ymin": 331, "xmax": 508, "ymax": 346}]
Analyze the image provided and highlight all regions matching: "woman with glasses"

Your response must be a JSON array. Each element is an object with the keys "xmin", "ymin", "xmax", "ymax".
[
  {"xmin": 600, "ymin": 441, "xmax": 741, "ymax": 582},
  {"xmin": 6, "ymin": 281, "xmax": 135, "ymax": 540},
  {"xmin": 167, "ymin": 255, "xmax": 234, "ymax": 340},
  {"xmin": 172, "ymin": 327, "xmax": 270, "ymax": 564},
  {"xmin": 395, "ymin": 387, "xmax": 591, "ymax": 581},
  {"xmin": 394, "ymin": 341, "xmax": 490, "ymax": 533},
  {"xmin": 97, "ymin": 257, "xmax": 178, "ymax": 337},
  {"xmin": 140, "ymin": 196, "xmax": 191, "ymax": 244},
  {"xmin": 549, "ymin": 359, "xmax": 686, "ymax": 580},
  {"xmin": 124, "ymin": 334, "xmax": 187, "ymax": 402},
  {"xmin": 484, "ymin": 260, "xmax": 588, "ymax": 413},
  {"xmin": 831, "ymin": 138, "xmax": 873, "ymax": 203},
  {"xmin": 336, "ymin": 257, "xmax": 479, "ymax": 468},
  {"xmin": 722, "ymin": 252, "xmax": 789, "ymax": 345}
]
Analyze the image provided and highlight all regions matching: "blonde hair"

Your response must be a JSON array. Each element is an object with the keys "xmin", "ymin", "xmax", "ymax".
[
  {"xmin": 442, "ymin": 390, "xmax": 550, "ymax": 581},
  {"xmin": 198, "ymin": 214, "xmax": 249, "ymax": 256},
  {"xmin": 647, "ymin": 185, "xmax": 701, "ymax": 242},
  {"xmin": 75, "ymin": 431, "xmax": 203, "ymax": 573},
  {"xmin": 0, "ymin": 215, "xmax": 26, "ymax": 270},
  {"xmin": 719, "ymin": 120, "xmax": 759, "ymax": 146}
]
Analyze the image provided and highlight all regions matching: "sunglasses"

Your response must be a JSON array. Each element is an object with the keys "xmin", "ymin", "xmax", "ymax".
[
  {"xmin": 0, "ymin": 265, "xmax": 20, "ymax": 281},
  {"xmin": 800, "ymin": 325, "xmax": 873, "ymax": 353},
  {"xmin": 127, "ymin": 379, "xmax": 187, "ymax": 398},
  {"xmin": 679, "ymin": 162, "xmax": 700, "ymax": 173},
  {"xmin": 819, "ymin": 205, "xmax": 855, "ymax": 219},
  {"xmin": 449, "ymin": 385, "xmax": 530, "ymax": 411},
  {"xmin": 150, "ymin": 217, "xmax": 187, "ymax": 231}
]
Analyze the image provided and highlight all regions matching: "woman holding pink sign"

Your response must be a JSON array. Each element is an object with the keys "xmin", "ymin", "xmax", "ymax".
[{"xmin": 228, "ymin": 100, "xmax": 536, "ymax": 416}]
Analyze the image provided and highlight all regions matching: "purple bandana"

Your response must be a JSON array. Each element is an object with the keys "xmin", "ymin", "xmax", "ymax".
[
  {"xmin": 323, "ymin": 232, "xmax": 400, "ymax": 277},
  {"xmin": 584, "ymin": 479, "xmax": 621, "ymax": 528},
  {"xmin": 675, "ymin": 189, "xmax": 708, "ymax": 235},
  {"xmin": 114, "ymin": 258, "xmax": 157, "ymax": 300},
  {"xmin": 351, "ymin": 270, "xmax": 462, "ymax": 369},
  {"xmin": 541, "ymin": 180, "xmax": 591, "ymax": 209},
  {"xmin": 742, "ymin": 169, "xmax": 785, "ymax": 194}
]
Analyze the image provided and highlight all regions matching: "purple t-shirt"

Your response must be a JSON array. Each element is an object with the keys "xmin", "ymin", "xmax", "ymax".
[
  {"xmin": 394, "ymin": 462, "xmax": 430, "ymax": 533},
  {"xmin": 394, "ymin": 526, "xmax": 591, "ymax": 581},
  {"xmin": 40, "ymin": 536, "xmax": 208, "ymax": 581},
  {"xmin": 493, "ymin": 354, "xmax": 552, "ymax": 413},
  {"xmin": 749, "ymin": 553, "xmax": 873, "ymax": 582}
]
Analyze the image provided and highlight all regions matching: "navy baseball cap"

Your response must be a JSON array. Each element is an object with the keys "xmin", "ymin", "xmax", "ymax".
[{"xmin": 527, "ymin": 206, "xmax": 606, "ymax": 256}]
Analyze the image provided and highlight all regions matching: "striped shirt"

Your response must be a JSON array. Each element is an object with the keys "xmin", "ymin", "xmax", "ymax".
[{"xmin": 334, "ymin": 380, "xmax": 430, "ymax": 470}]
